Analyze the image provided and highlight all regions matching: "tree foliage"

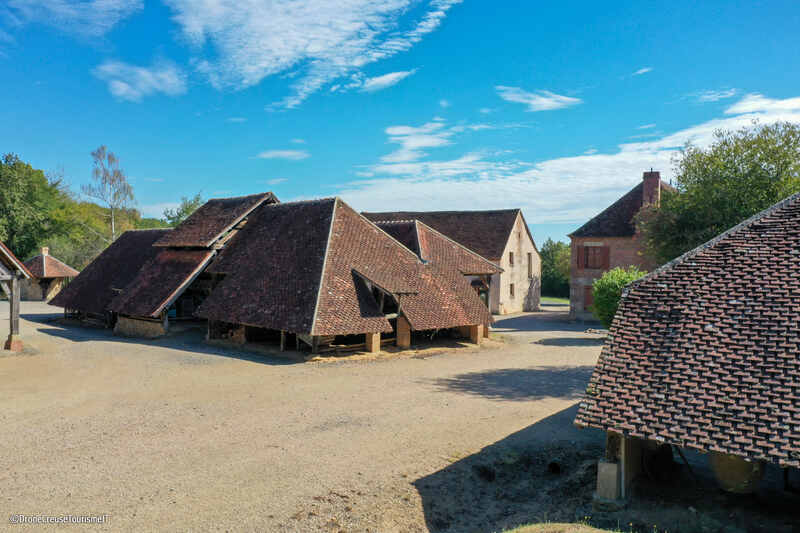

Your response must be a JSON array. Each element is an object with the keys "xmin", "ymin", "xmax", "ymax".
[
  {"xmin": 591, "ymin": 266, "xmax": 647, "ymax": 328},
  {"xmin": 82, "ymin": 146, "xmax": 134, "ymax": 241},
  {"xmin": 163, "ymin": 193, "xmax": 204, "ymax": 227},
  {"xmin": 540, "ymin": 238, "xmax": 570, "ymax": 297},
  {"xmin": 637, "ymin": 122, "xmax": 800, "ymax": 264}
]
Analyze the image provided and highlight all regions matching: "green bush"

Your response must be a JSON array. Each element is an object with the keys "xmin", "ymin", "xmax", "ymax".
[{"xmin": 591, "ymin": 266, "xmax": 647, "ymax": 328}]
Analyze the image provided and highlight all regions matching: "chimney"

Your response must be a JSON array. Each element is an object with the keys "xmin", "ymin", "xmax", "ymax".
[
  {"xmin": 642, "ymin": 169, "xmax": 661, "ymax": 206},
  {"xmin": 41, "ymin": 247, "xmax": 49, "ymax": 256}
]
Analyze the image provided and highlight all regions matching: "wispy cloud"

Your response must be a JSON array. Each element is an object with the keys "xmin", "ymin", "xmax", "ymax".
[
  {"xmin": 335, "ymin": 93, "xmax": 800, "ymax": 225},
  {"xmin": 479, "ymin": 107, "xmax": 492, "ymax": 114},
  {"xmin": 637, "ymin": 123, "xmax": 656, "ymax": 129},
  {"xmin": 256, "ymin": 149, "xmax": 310, "ymax": 160},
  {"xmin": 265, "ymin": 177, "xmax": 288, "ymax": 185},
  {"xmin": 5, "ymin": 0, "xmax": 143, "ymax": 37},
  {"xmin": 724, "ymin": 93, "xmax": 800, "ymax": 114},
  {"xmin": 360, "ymin": 69, "xmax": 416, "ymax": 92},
  {"xmin": 163, "ymin": 0, "xmax": 461, "ymax": 108},
  {"xmin": 693, "ymin": 89, "xmax": 737, "ymax": 102},
  {"xmin": 227, "ymin": 117, "xmax": 247, "ymax": 123},
  {"xmin": 93, "ymin": 59, "xmax": 187, "ymax": 102},
  {"xmin": 632, "ymin": 67, "xmax": 652, "ymax": 76},
  {"xmin": 291, "ymin": 138, "xmax": 306, "ymax": 144},
  {"xmin": 495, "ymin": 86, "xmax": 582, "ymax": 112},
  {"xmin": 583, "ymin": 148, "xmax": 598, "ymax": 155},
  {"xmin": 439, "ymin": 99, "xmax": 451, "ymax": 108}
]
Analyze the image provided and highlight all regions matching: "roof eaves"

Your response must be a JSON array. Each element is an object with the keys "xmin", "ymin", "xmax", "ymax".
[
  {"xmin": 148, "ymin": 250, "xmax": 216, "ymax": 317},
  {"xmin": 0, "ymin": 241, "xmax": 32, "ymax": 279}
]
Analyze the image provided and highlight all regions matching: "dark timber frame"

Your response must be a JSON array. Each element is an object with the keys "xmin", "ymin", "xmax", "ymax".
[{"xmin": 0, "ymin": 244, "xmax": 31, "ymax": 351}]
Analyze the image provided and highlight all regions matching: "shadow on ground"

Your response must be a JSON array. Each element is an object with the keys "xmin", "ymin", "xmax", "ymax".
[
  {"xmin": 414, "ymin": 405, "xmax": 800, "ymax": 533},
  {"xmin": 430, "ymin": 366, "xmax": 595, "ymax": 401},
  {"xmin": 533, "ymin": 337, "xmax": 606, "ymax": 347}
]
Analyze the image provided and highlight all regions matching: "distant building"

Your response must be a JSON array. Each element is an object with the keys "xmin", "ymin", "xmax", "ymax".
[
  {"xmin": 22, "ymin": 247, "xmax": 79, "ymax": 301},
  {"xmin": 576, "ymin": 191, "xmax": 800, "ymax": 500},
  {"xmin": 363, "ymin": 209, "xmax": 540, "ymax": 315},
  {"xmin": 568, "ymin": 170, "xmax": 673, "ymax": 320}
]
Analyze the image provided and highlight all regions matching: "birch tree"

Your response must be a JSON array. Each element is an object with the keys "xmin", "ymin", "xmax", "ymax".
[{"xmin": 82, "ymin": 146, "xmax": 134, "ymax": 241}]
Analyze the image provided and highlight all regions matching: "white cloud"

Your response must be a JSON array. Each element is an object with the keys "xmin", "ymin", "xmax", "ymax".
[
  {"xmin": 694, "ymin": 89, "xmax": 737, "ymax": 102},
  {"xmin": 5, "ymin": 0, "xmax": 143, "ymax": 37},
  {"xmin": 291, "ymin": 138, "xmax": 306, "ymax": 144},
  {"xmin": 256, "ymin": 149, "xmax": 310, "ymax": 160},
  {"xmin": 360, "ymin": 69, "xmax": 416, "ymax": 92},
  {"xmin": 439, "ymin": 99, "xmax": 450, "ymax": 108},
  {"xmin": 632, "ymin": 67, "xmax": 652, "ymax": 76},
  {"xmin": 227, "ymin": 117, "xmax": 247, "ymax": 123},
  {"xmin": 637, "ymin": 123, "xmax": 656, "ymax": 129},
  {"xmin": 725, "ymin": 93, "xmax": 800, "ymax": 114},
  {"xmin": 478, "ymin": 107, "xmax": 492, "ymax": 114},
  {"xmin": 163, "ymin": 0, "xmax": 461, "ymax": 108},
  {"xmin": 495, "ymin": 86, "xmax": 582, "ymax": 112},
  {"xmin": 139, "ymin": 202, "xmax": 178, "ymax": 218},
  {"xmin": 583, "ymin": 148, "xmax": 597, "ymax": 155},
  {"xmin": 93, "ymin": 60, "xmax": 187, "ymax": 102},
  {"xmin": 335, "ymin": 94, "xmax": 800, "ymax": 225},
  {"xmin": 265, "ymin": 177, "xmax": 288, "ymax": 185}
]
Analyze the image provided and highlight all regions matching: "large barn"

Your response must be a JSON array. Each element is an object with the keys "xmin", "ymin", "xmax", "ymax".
[{"xmin": 575, "ymin": 192, "xmax": 800, "ymax": 500}]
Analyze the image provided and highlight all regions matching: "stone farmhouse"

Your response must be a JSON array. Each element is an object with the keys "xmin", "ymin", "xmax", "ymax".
[
  {"xmin": 21, "ymin": 247, "xmax": 79, "ymax": 301},
  {"xmin": 52, "ymin": 194, "xmax": 492, "ymax": 353},
  {"xmin": 363, "ymin": 209, "xmax": 540, "ymax": 315},
  {"xmin": 0, "ymin": 240, "xmax": 32, "ymax": 351},
  {"xmin": 568, "ymin": 170, "xmax": 674, "ymax": 320},
  {"xmin": 575, "ymin": 191, "xmax": 800, "ymax": 501}
]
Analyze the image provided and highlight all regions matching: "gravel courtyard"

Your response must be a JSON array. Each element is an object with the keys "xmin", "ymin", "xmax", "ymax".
[{"xmin": 1, "ymin": 302, "xmax": 605, "ymax": 531}]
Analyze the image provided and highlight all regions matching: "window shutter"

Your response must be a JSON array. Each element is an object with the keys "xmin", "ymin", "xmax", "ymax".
[
  {"xmin": 602, "ymin": 246, "xmax": 610, "ymax": 270},
  {"xmin": 576, "ymin": 245, "xmax": 584, "ymax": 269}
]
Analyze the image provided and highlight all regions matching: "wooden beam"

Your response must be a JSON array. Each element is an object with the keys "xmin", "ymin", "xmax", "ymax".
[
  {"xmin": 4, "ymin": 275, "xmax": 22, "ymax": 351},
  {"xmin": 280, "ymin": 331, "xmax": 286, "ymax": 352},
  {"xmin": 0, "ymin": 280, "xmax": 9, "ymax": 298}
]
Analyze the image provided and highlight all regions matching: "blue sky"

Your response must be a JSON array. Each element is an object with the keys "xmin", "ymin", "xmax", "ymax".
[{"xmin": 2, "ymin": 1, "xmax": 800, "ymax": 245}]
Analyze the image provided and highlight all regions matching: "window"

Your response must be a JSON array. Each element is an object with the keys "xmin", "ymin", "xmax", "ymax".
[
  {"xmin": 509, "ymin": 252, "xmax": 514, "ymax": 266},
  {"xmin": 509, "ymin": 283, "xmax": 515, "ymax": 298},
  {"xmin": 584, "ymin": 246, "xmax": 605, "ymax": 269},
  {"xmin": 527, "ymin": 252, "xmax": 533, "ymax": 278}
]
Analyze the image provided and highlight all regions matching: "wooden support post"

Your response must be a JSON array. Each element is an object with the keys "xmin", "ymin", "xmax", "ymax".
[
  {"xmin": 280, "ymin": 331, "xmax": 286, "ymax": 352},
  {"xmin": 483, "ymin": 323, "xmax": 490, "ymax": 339},
  {"xmin": 396, "ymin": 315, "xmax": 411, "ymax": 348},
  {"xmin": 311, "ymin": 336, "xmax": 320, "ymax": 354},
  {"xmin": 295, "ymin": 335, "xmax": 300, "ymax": 351},
  {"xmin": 468, "ymin": 324, "xmax": 482, "ymax": 345},
  {"xmin": 365, "ymin": 332, "xmax": 380, "ymax": 353},
  {"xmin": 4, "ymin": 275, "xmax": 22, "ymax": 352}
]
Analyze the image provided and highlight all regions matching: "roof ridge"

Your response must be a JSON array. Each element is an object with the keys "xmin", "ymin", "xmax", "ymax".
[
  {"xmin": 309, "ymin": 198, "xmax": 339, "ymax": 336},
  {"xmin": 206, "ymin": 191, "xmax": 274, "ymax": 202},
  {"xmin": 627, "ymin": 191, "xmax": 800, "ymax": 293},
  {"xmin": 266, "ymin": 197, "xmax": 336, "ymax": 208}
]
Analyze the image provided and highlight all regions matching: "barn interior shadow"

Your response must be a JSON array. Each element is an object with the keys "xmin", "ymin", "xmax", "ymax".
[{"xmin": 430, "ymin": 365, "xmax": 595, "ymax": 401}]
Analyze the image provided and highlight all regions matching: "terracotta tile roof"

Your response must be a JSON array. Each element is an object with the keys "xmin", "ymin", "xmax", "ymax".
[
  {"xmin": 24, "ymin": 254, "xmax": 79, "ymax": 279},
  {"xmin": 0, "ymin": 241, "xmax": 32, "ymax": 279},
  {"xmin": 570, "ymin": 181, "xmax": 673, "ymax": 238},
  {"xmin": 575, "ymin": 192, "xmax": 800, "ymax": 468},
  {"xmin": 50, "ymin": 230, "xmax": 169, "ymax": 315},
  {"xmin": 198, "ymin": 198, "xmax": 491, "ymax": 336},
  {"xmin": 154, "ymin": 192, "xmax": 277, "ymax": 248},
  {"xmin": 107, "ymin": 249, "xmax": 215, "ymax": 318},
  {"xmin": 375, "ymin": 220, "xmax": 502, "ymax": 275},
  {"xmin": 363, "ymin": 209, "xmax": 528, "ymax": 261}
]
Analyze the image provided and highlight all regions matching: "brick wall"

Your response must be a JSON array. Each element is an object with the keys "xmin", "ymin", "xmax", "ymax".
[{"xmin": 569, "ymin": 235, "xmax": 654, "ymax": 320}]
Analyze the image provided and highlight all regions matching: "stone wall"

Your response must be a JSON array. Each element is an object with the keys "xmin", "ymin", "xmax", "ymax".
[
  {"xmin": 114, "ymin": 315, "xmax": 168, "ymax": 338},
  {"xmin": 493, "ymin": 213, "xmax": 541, "ymax": 314}
]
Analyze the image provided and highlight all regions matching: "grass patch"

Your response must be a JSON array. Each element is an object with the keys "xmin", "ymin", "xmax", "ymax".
[
  {"xmin": 504, "ymin": 524, "xmax": 616, "ymax": 533},
  {"xmin": 541, "ymin": 296, "xmax": 569, "ymax": 305}
]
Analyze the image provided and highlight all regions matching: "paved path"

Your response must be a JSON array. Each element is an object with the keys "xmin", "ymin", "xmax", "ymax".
[{"xmin": 1, "ymin": 302, "xmax": 605, "ymax": 531}]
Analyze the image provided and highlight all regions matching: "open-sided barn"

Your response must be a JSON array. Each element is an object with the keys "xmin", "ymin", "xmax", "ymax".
[
  {"xmin": 576, "ymin": 192, "xmax": 800, "ymax": 500},
  {"xmin": 1, "ymin": 240, "xmax": 32, "ymax": 351}
]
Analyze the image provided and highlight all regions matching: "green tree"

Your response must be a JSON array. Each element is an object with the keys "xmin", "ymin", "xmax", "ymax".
[
  {"xmin": 540, "ymin": 238, "xmax": 570, "ymax": 297},
  {"xmin": 591, "ymin": 266, "xmax": 647, "ymax": 328},
  {"xmin": 82, "ymin": 146, "xmax": 134, "ymax": 241},
  {"xmin": 162, "ymin": 192, "xmax": 204, "ymax": 227},
  {"xmin": 637, "ymin": 122, "xmax": 800, "ymax": 264},
  {"xmin": 0, "ymin": 154, "xmax": 71, "ymax": 259}
]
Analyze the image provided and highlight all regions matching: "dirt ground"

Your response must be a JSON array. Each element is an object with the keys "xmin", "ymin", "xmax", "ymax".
[{"xmin": 1, "ymin": 302, "xmax": 798, "ymax": 532}]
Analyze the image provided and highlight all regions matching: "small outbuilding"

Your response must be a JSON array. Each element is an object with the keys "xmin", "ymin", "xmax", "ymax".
[
  {"xmin": 0, "ymin": 240, "xmax": 32, "ymax": 351},
  {"xmin": 575, "ymin": 192, "xmax": 800, "ymax": 501},
  {"xmin": 22, "ymin": 247, "xmax": 79, "ymax": 301}
]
